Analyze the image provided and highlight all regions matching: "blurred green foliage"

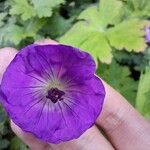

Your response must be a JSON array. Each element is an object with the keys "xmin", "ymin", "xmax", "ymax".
[{"xmin": 0, "ymin": 0, "xmax": 150, "ymax": 149}]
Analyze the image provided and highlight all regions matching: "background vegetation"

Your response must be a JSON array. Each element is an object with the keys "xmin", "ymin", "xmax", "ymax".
[{"xmin": 0, "ymin": 0, "xmax": 150, "ymax": 149}]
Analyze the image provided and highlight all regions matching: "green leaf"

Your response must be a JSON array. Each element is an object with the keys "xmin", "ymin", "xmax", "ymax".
[
  {"xmin": 122, "ymin": 0, "xmax": 150, "ymax": 19},
  {"xmin": 10, "ymin": 136, "xmax": 28, "ymax": 150},
  {"xmin": 136, "ymin": 66, "xmax": 150, "ymax": 118},
  {"xmin": 59, "ymin": 0, "xmax": 123, "ymax": 63},
  {"xmin": 24, "ymin": 18, "xmax": 47, "ymax": 39},
  {"xmin": 0, "ymin": 139, "xmax": 10, "ymax": 149},
  {"xmin": 3, "ymin": 24, "xmax": 25, "ymax": 45},
  {"xmin": 43, "ymin": 13, "xmax": 73, "ymax": 38},
  {"xmin": 0, "ymin": 123, "xmax": 9, "ymax": 136},
  {"xmin": 0, "ymin": 105, "xmax": 8, "ymax": 136},
  {"xmin": 0, "ymin": 106, "xmax": 6, "ymax": 123},
  {"xmin": 97, "ymin": 0, "xmax": 123, "ymax": 27},
  {"xmin": 59, "ymin": 16, "xmax": 112, "ymax": 63},
  {"xmin": 79, "ymin": 32, "xmax": 112, "ymax": 63},
  {"xmin": 97, "ymin": 60, "xmax": 138, "ymax": 105},
  {"xmin": 59, "ymin": 2, "xmax": 121, "ymax": 63},
  {"xmin": 132, "ymin": 0, "xmax": 146, "ymax": 10},
  {"xmin": 0, "ymin": 18, "xmax": 46, "ymax": 45},
  {"xmin": 60, "ymin": 0, "xmax": 148, "ymax": 64},
  {"xmin": 107, "ymin": 20, "xmax": 148, "ymax": 52},
  {"xmin": 113, "ymin": 49, "xmax": 149, "ymax": 72},
  {"xmin": 31, "ymin": 0, "xmax": 65, "ymax": 18},
  {"xmin": 0, "ymin": 13, "xmax": 7, "ymax": 27},
  {"xmin": 9, "ymin": 0, "xmax": 64, "ymax": 20},
  {"xmin": 9, "ymin": 0, "xmax": 36, "ymax": 20}
]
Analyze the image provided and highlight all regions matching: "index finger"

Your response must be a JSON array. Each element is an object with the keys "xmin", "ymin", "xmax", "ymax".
[
  {"xmin": 0, "ymin": 47, "xmax": 18, "ymax": 82},
  {"xmin": 96, "ymin": 80, "xmax": 150, "ymax": 150}
]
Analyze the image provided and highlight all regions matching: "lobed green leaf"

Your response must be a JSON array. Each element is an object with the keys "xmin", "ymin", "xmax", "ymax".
[
  {"xmin": 136, "ymin": 66, "xmax": 150, "ymax": 118},
  {"xmin": 60, "ymin": 0, "xmax": 149, "ymax": 64},
  {"xmin": 97, "ymin": 60, "xmax": 138, "ymax": 105}
]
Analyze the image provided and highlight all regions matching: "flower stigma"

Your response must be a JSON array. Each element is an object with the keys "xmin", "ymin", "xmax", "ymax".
[{"xmin": 46, "ymin": 88, "xmax": 65, "ymax": 103}]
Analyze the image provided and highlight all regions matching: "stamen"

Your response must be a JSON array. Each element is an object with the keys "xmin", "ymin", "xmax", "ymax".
[{"xmin": 46, "ymin": 88, "xmax": 65, "ymax": 103}]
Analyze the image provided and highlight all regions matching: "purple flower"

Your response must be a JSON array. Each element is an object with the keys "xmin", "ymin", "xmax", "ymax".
[
  {"xmin": 145, "ymin": 27, "xmax": 150, "ymax": 43},
  {"xmin": 0, "ymin": 44, "xmax": 105, "ymax": 143}
]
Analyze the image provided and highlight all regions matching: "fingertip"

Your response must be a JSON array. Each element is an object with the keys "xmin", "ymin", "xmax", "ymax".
[
  {"xmin": 10, "ymin": 120, "xmax": 49, "ymax": 150},
  {"xmin": 0, "ymin": 47, "xmax": 18, "ymax": 56},
  {"xmin": 10, "ymin": 120, "xmax": 22, "ymax": 137},
  {"xmin": 0, "ymin": 47, "xmax": 18, "ymax": 82},
  {"xmin": 34, "ymin": 39, "xmax": 58, "ymax": 45}
]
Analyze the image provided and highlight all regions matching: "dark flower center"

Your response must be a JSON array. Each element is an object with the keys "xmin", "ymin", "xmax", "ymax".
[{"xmin": 46, "ymin": 88, "xmax": 65, "ymax": 103}]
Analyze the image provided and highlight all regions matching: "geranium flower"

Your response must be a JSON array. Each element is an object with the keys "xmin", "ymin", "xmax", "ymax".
[
  {"xmin": 0, "ymin": 44, "xmax": 105, "ymax": 143},
  {"xmin": 145, "ymin": 27, "xmax": 150, "ymax": 43}
]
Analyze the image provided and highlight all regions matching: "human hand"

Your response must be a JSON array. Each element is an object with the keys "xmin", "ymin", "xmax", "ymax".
[{"xmin": 0, "ymin": 39, "xmax": 150, "ymax": 150}]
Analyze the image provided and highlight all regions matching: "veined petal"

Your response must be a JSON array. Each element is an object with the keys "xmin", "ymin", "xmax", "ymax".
[{"xmin": 0, "ymin": 44, "xmax": 105, "ymax": 143}]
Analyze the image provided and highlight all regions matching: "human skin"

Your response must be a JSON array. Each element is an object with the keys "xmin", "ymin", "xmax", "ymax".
[{"xmin": 0, "ymin": 39, "xmax": 150, "ymax": 150}]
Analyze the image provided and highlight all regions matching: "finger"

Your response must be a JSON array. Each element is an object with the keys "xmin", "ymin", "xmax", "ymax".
[
  {"xmin": 12, "ymin": 121, "xmax": 115, "ymax": 150},
  {"xmin": 34, "ymin": 39, "xmax": 58, "ymax": 45},
  {"xmin": 11, "ymin": 120, "xmax": 51, "ymax": 150},
  {"xmin": 50, "ymin": 126, "xmax": 114, "ymax": 150},
  {"xmin": 11, "ymin": 121, "xmax": 114, "ymax": 150},
  {"xmin": 96, "ymin": 80, "xmax": 150, "ymax": 150},
  {"xmin": 0, "ymin": 47, "xmax": 18, "ymax": 82}
]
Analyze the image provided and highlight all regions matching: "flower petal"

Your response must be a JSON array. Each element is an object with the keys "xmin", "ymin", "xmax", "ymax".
[{"xmin": 51, "ymin": 76, "xmax": 105, "ymax": 142}]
